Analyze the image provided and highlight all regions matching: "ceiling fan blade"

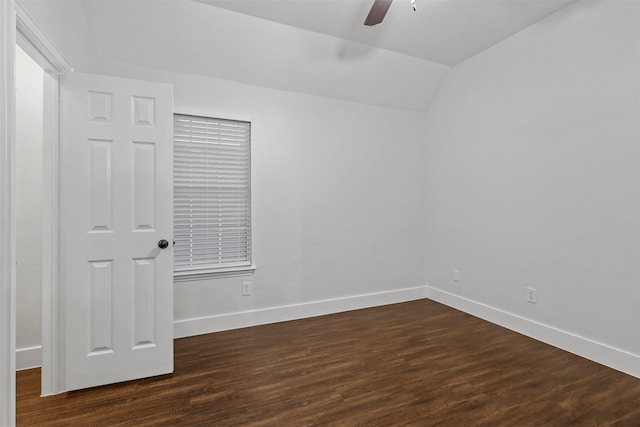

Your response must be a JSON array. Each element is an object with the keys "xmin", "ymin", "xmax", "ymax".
[{"xmin": 364, "ymin": 0, "xmax": 393, "ymax": 26}]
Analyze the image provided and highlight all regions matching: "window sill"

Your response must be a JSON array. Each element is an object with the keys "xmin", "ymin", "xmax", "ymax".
[{"xmin": 174, "ymin": 265, "xmax": 256, "ymax": 282}]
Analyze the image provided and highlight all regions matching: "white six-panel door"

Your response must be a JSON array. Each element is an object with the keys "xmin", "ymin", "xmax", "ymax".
[{"xmin": 59, "ymin": 72, "xmax": 173, "ymax": 391}]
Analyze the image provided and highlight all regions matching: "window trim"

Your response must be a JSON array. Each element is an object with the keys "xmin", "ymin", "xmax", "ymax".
[
  {"xmin": 174, "ymin": 264, "xmax": 256, "ymax": 282},
  {"xmin": 173, "ymin": 112, "xmax": 254, "ymax": 281}
]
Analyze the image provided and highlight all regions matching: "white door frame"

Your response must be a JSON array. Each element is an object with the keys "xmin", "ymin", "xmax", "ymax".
[
  {"xmin": 15, "ymin": 1, "xmax": 73, "ymax": 397},
  {"xmin": 0, "ymin": 0, "xmax": 17, "ymax": 424},
  {"xmin": 1, "ymin": 1, "xmax": 72, "ymax": 423}
]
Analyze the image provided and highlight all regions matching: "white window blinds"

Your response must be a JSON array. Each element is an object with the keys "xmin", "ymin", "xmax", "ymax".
[{"xmin": 174, "ymin": 114, "xmax": 251, "ymax": 276}]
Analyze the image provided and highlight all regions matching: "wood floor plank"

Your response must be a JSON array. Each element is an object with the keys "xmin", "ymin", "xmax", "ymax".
[{"xmin": 16, "ymin": 299, "xmax": 640, "ymax": 425}]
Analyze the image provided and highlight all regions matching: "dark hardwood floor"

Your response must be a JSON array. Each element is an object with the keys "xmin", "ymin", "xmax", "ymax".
[{"xmin": 17, "ymin": 299, "xmax": 640, "ymax": 426}]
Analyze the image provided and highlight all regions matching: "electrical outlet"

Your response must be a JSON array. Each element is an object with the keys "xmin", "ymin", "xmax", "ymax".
[
  {"xmin": 453, "ymin": 269, "xmax": 461, "ymax": 283},
  {"xmin": 525, "ymin": 287, "xmax": 537, "ymax": 304},
  {"xmin": 242, "ymin": 281, "xmax": 252, "ymax": 296}
]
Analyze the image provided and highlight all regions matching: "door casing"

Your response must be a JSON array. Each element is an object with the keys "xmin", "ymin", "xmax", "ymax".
[
  {"xmin": 1, "ymin": 2, "xmax": 73, "ymax": 423},
  {"xmin": 16, "ymin": 2, "xmax": 73, "ymax": 397},
  {"xmin": 0, "ymin": 2, "xmax": 17, "ymax": 425}
]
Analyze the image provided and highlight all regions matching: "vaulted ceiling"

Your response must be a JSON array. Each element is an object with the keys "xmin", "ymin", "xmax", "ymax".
[
  {"xmin": 75, "ymin": 0, "xmax": 578, "ymax": 110},
  {"xmin": 195, "ymin": 0, "xmax": 578, "ymax": 65}
]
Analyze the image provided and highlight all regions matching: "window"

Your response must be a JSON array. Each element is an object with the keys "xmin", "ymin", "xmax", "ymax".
[{"xmin": 173, "ymin": 114, "xmax": 252, "ymax": 279}]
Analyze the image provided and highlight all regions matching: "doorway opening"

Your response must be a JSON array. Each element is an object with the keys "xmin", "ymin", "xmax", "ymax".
[{"xmin": 15, "ymin": 44, "xmax": 44, "ymax": 373}]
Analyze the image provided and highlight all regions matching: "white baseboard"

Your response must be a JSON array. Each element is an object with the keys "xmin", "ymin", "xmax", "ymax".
[
  {"xmin": 426, "ymin": 285, "xmax": 640, "ymax": 379},
  {"xmin": 20, "ymin": 285, "xmax": 639, "ymax": 379},
  {"xmin": 16, "ymin": 287, "xmax": 428, "ymax": 370},
  {"xmin": 16, "ymin": 345, "xmax": 41, "ymax": 371},
  {"xmin": 174, "ymin": 285, "xmax": 429, "ymax": 339}
]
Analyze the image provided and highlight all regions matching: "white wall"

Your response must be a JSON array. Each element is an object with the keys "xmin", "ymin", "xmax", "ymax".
[
  {"xmin": 83, "ymin": 0, "xmax": 436, "ymax": 333},
  {"xmin": 15, "ymin": 46, "xmax": 43, "ymax": 369},
  {"xmin": 423, "ymin": 0, "xmax": 640, "ymax": 368},
  {"xmin": 96, "ymin": 60, "xmax": 429, "ymax": 334}
]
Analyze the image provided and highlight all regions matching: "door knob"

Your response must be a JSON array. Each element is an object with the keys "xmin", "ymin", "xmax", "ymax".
[{"xmin": 158, "ymin": 239, "xmax": 169, "ymax": 249}]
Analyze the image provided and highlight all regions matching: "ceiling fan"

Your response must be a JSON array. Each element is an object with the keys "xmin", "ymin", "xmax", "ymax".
[{"xmin": 364, "ymin": 0, "xmax": 393, "ymax": 26}]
